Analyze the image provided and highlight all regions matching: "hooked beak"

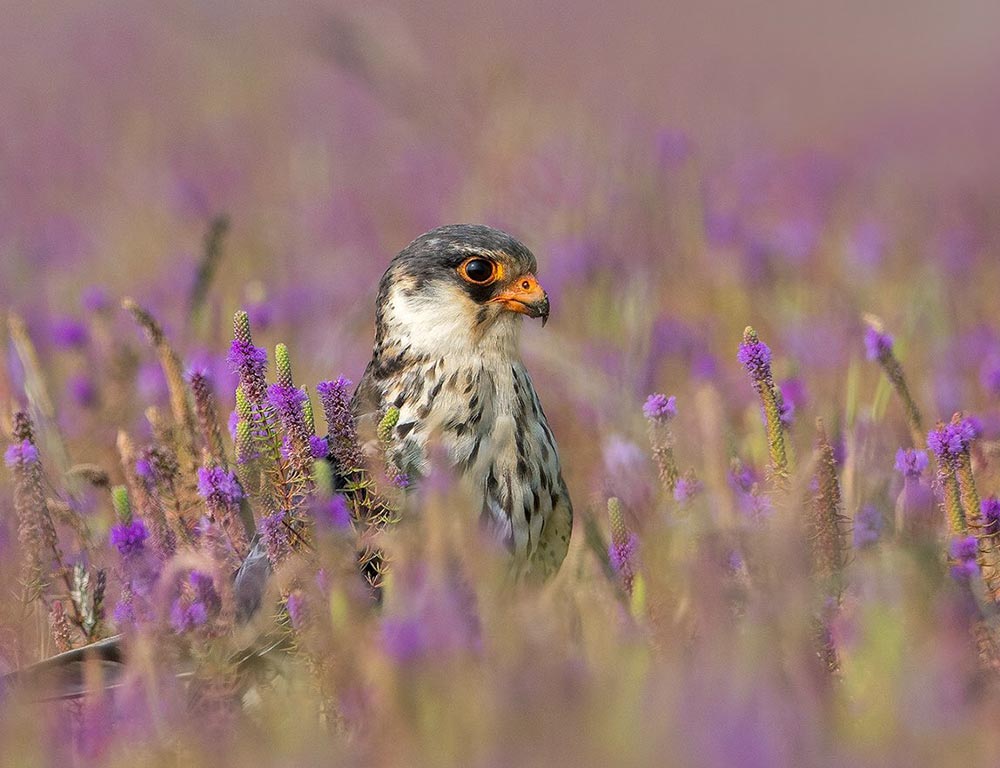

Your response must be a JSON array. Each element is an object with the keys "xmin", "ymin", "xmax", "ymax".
[{"xmin": 488, "ymin": 274, "xmax": 550, "ymax": 326}]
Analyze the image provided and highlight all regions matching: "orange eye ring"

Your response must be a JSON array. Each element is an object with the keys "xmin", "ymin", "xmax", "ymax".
[{"xmin": 458, "ymin": 257, "xmax": 501, "ymax": 285}]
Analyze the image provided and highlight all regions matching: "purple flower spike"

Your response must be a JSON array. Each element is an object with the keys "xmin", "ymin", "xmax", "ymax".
[
  {"xmin": 928, "ymin": 415, "xmax": 981, "ymax": 466},
  {"xmin": 949, "ymin": 534, "xmax": 979, "ymax": 581},
  {"xmin": 110, "ymin": 519, "xmax": 148, "ymax": 558},
  {"xmin": 643, "ymin": 393, "xmax": 677, "ymax": 422},
  {"xmin": 609, "ymin": 531, "xmax": 638, "ymax": 575},
  {"xmin": 196, "ymin": 466, "xmax": 243, "ymax": 506},
  {"xmin": 309, "ymin": 435, "xmax": 329, "ymax": 459},
  {"xmin": 982, "ymin": 497, "xmax": 1000, "ymax": 531},
  {"xmin": 863, "ymin": 327, "xmax": 893, "ymax": 361},
  {"xmin": 894, "ymin": 448, "xmax": 928, "ymax": 478},
  {"xmin": 737, "ymin": 330, "xmax": 773, "ymax": 389},
  {"xmin": 4, "ymin": 439, "xmax": 39, "ymax": 468},
  {"xmin": 673, "ymin": 475, "xmax": 703, "ymax": 504},
  {"xmin": 318, "ymin": 377, "xmax": 365, "ymax": 472},
  {"xmin": 227, "ymin": 338, "xmax": 268, "ymax": 404},
  {"xmin": 267, "ymin": 383, "xmax": 307, "ymax": 424},
  {"xmin": 51, "ymin": 318, "xmax": 89, "ymax": 349},
  {"xmin": 853, "ymin": 505, "xmax": 883, "ymax": 549}
]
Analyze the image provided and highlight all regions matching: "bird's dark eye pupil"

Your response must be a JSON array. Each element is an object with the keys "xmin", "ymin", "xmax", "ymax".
[{"xmin": 464, "ymin": 259, "xmax": 493, "ymax": 283}]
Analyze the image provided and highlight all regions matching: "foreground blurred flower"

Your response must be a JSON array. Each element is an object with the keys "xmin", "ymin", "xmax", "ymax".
[
  {"xmin": 853, "ymin": 505, "xmax": 883, "ymax": 549},
  {"xmin": 738, "ymin": 327, "xmax": 788, "ymax": 485},
  {"xmin": 110, "ymin": 519, "xmax": 149, "ymax": 559},
  {"xmin": 643, "ymin": 393, "xmax": 679, "ymax": 495},
  {"xmin": 950, "ymin": 535, "xmax": 980, "ymax": 581},
  {"xmin": 894, "ymin": 448, "xmax": 937, "ymax": 542},
  {"xmin": 863, "ymin": 316, "xmax": 923, "ymax": 447},
  {"xmin": 170, "ymin": 570, "xmax": 221, "ymax": 633}
]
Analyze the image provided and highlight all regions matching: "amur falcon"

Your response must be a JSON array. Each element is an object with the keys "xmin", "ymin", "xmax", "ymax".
[{"xmin": 354, "ymin": 223, "xmax": 573, "ymax": 579}]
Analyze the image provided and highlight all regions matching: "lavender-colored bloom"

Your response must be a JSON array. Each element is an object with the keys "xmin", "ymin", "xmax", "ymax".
[
  {"xmin": 317, "ymin": 377, "xmax": 365, "ymax": 471},
  {"xmin": 67, "ymin": 374, "xmax": 97, "ymax": 408},
  {"xmin": 228, "ymin": 410, "xmax": 239, "ymax": 440},
  {"xmin": 609, "ymin": 531, "xmax": 638, "ymax": 575},
  {"xmin": 170, "ymin": 600, "xmax": 208, "ymax": 632},
  {"xmin": 314, "ymin": 495, "xmax": 352, "ymax": 529},
  {"xmin": 50, "ymin": 317, "xmax": 89, "ymax": 349},
  {"xmin": 894, "ymin": 448, "xmax": 929, "ymax": 478},
  {"xmin": 950, "ymin": 535, "xmax": 978, "ymax": 561},
  {"xmin": 393, "ymin": 472, "xmax": 411, "ymax": 489},
  {"xmin": 737, "ymin": 333, "xmax": 773, "ymax": 388},
  {"xmin": 226, "ymin": 338, "xmax": 268, "ymax": 404},
  {"xmin": 778, "ymin": 378, "xmax": 807, "ymax": 427},
  {"xmin": 673, "ymin": 475, "xmax": 703, "ymax": 504},
  {"xmin": 928, "ymin": 416, "xmax": 980, "ymax": 465},
  {"xmin": 267, "ymin": 383, "xmax": 307, "ymax": 426},
  {"xmin": 135, "ymin": 457, "xmax": 155, "ymax": 482},
  {"xmin": 309, "ymin": 435, "xmax": 329, "ymax": 459},
  {"xmin": 863, "ymin": 327, "xmax": 893, "ymax": 361},
  {"xmin": 982, "ymin": 497, "xmax": 1000, "ymax": 532},
  {"xmin": 170, "ymin": 570, "xmax": 219, "ymax": 633},
  {"xmin": 110, "ymin": 519, "xmax": 148, "ymax": 558},
  {"xmin": 4, "ymin": 439, "xmax": 39, "ymax": 468},
  {"xmin": 853, "ymin": 505, "xmax": 883, "ymax": 548},
  {"xmin": 196, "ymin": 466, "xmax": 243, "ymax": 506},
  {"xmin": 260, "ymin": 511, "xmax": 292, "ymax": 564},
  {"xmin": 643, "ymin": 393, "xmax": 677, "ymax": 422},
  {"xmin": 949, "ymin": 535, "xmax": 979, "ymax": 581},
  {"xmin": 381, "ymin": 617, "xmax": 428, "ymax": 662}
]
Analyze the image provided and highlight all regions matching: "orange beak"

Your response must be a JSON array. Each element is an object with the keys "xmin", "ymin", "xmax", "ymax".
[{"xmin": 488, "ymin": 274, "xmax": 550, "ymax": 326}]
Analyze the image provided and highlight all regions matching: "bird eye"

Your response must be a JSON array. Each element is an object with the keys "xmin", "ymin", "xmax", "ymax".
[{"xmin": 460, "ymin": 258, "xmax": 497, "ymax": 285}]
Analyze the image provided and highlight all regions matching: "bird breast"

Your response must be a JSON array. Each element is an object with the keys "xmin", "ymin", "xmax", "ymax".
[{"xmin": 382, "ymin": 349, "xmax": 563, "ymax": 561}]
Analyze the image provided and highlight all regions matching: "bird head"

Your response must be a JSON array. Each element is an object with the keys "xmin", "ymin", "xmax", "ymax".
[{"xmin": 375, "ymin": 224, "xmax": 550, "ymax": 356}]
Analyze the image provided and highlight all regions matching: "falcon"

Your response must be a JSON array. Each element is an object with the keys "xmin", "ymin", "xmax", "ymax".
[{"xmin": 354, "ymin": 223, "xmax": 573, "ymax": 579}]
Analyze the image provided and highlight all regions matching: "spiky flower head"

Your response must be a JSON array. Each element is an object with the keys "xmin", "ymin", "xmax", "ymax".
[
  {"xmin": 309, "ymin": 435, "xmax": 329, "ymax": 459},
  {"xmin": 928, "ymin": 414, "xmax": 981, "ymax": 467},
  {"xmin": 170, "ymin": 570, "xmax": 220, "ymax": 633},
  {"xmin": 982, "ymin": 496, "xmax": 1000, "ymax": 532},
  {"xmin": 196, "ymin": 466, "xmax": 243, "ymax": 506},
  {"xmin": 4, "ymin": 439, "xmax": 39, "ymax": 468},
  {"xmin": 267, "ymin": 383, "xmax": 308, "ymax": 432},
  {"xmin": 317, "ymin": 377, "xmax": 365, "ymax": 472},
  {"xmin": 863, "ymin": 326, "xmax": 894, "ymax": 361},
  {"xmin": 227, "ymin": 311, "xmax": 268, "ymax": 404},
  {"xmin": 643, "ymin": 393, "xmax": 677, "ymax": 423},
  {"xmin": 378, "ymin": 406, "xmax": 401, "ymax": 443},
  {"xmin": 673, "ymin": 471, "xmax": 702, "ymax": 504},
  {"xmin": 260, "ymin": 511, "xmax": 292, "ymax": 565},
  {"xmin": 894, "ymin": 448, "xmax": 929, "ymax": 478},
  {"xmin": 737, "ymin": 327, "xmax": 773, "ymax": 392},
  {"xmin": 949, "ymin": 534, "xmax": 979, "ymax": 581},
  {"xmin": 607, "ymin": 497, "xmax": 638, "ymax": 594},
  {"xmin": 110, "ymin": 519, "xmax": 148, "ymax": 559}
]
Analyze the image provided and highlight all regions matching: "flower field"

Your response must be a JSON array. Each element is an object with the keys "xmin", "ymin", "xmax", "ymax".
[{"xmin": 3, "ymin": 3, "xmax": 1000, "ymax": 766}]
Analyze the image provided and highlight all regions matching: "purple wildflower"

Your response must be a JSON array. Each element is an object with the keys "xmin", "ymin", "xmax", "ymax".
[
  {"xmin": 226, "ymin": 338, "xmax": 268, "ymax": 404},
  {"xmin": 643, "ymin": 393, "xmax": 677, "ymax": 422},
  {"xmin": 777, "ymin": 378, "xmax": 807, "ymax": 427},
  {"xmin": 894, "ymin": 448, "xmax": 929, "ymax": 478},
  {"xmin": 4, "ymin": 439, "xmax": 39, "ymax": 468},
  {"xmin": 67, "ymin": 374, "xmax": 98, "ymax": 408},
  {"xmin": 309, "ymin": 435, "xmax": 329, "ymax": 459},
  {"xmin": 170, "ymin": 570, "xmax": 220, "ymax": 633},
  {"xmin": 228, "ymin": 410, "xmax": 240, "ymax": 440},
  {"xmin": 853, "ymin": 505, "xmax": 883, "ymax": 549},
  {"xmin": 673, "ymin": 475, "xmax": 703, "ymax": 504},
  {"xmin": 609, "ymin": 531, "xmax": 638, "ymax": 575},
  {"xmin": 267, "ymin": 383, "xmax": 307, "ymax": 427},
  {"xmin": 50, "ymin": 317, "xmax": 89, "ymax": 349},
  {"xmin": 863, "ymin": 327, "xmax": 893, "ymax": 361},
  {"xmin": 982, "ymin": 497, "xmax": 1000, "ymax": 532},
  {"xmin": 110, "ymin": 519, "xmax": 148, "ymax": 558},
  {"xmin": 928, "ymin": 415, "xmax": 980, "ymax": 466},
  {"xmin": 381, "ymin": 617, "xmax": 428, "ymax": 662},
  {"xmin": 196, "ymin": 466, "xmax": 243, "ymax": 506},
  {"xmin": 949, "ymin": 535, "xmax": 979, "ymax": 581},
  {"xmin": 260, "ymin": 511, "xmax": 292, "ymax": 565},
  {"xmin": 135, "ymin": 457, "xmax": 155, "ymax": 482},
  {"xmin": 317, "ymin": 377, "xmax": 365, "ymax": 472},
  {"xmin": 393, "ymin": 472, "xmax": 411, "ymax": 489},
  {"xmin": 314, "ymin": 495, "xmax": 352, "ymax": 529},
  {"xmin": 737, "ymin": 332, "xmax": 773, "ymax": 389}
]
